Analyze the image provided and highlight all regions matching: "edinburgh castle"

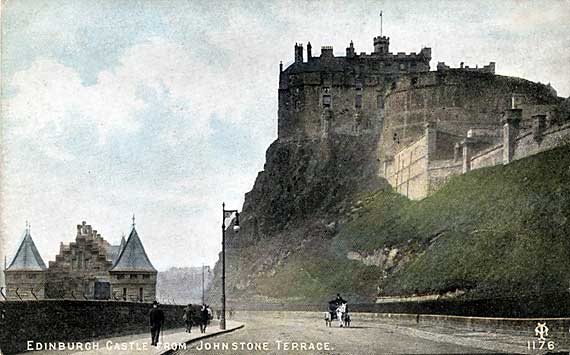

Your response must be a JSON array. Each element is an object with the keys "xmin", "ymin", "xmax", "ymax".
[{"xmin": 278, "ymin": 35, "xmax": 569, "ymax": 199}]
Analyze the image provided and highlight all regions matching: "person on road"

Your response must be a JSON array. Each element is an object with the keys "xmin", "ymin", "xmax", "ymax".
[
  {"xmin": 149, "ymin": 301, "xmax": 165, "ymax": 346},
  {"xmin": 183, "ymin": 303, "xmax": 195, "ymax": 333},
  {"xmin": 200, "ymin": 304, "xmax": 209, "ymax": 333}
]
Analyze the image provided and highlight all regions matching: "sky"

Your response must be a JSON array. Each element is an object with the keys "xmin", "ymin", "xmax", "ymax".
[{"xmin": 1, "ymin": 0, "xmax": 569, "ymax": 275}]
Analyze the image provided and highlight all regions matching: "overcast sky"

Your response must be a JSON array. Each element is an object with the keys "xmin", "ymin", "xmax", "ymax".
[{"xmin": 1, "ymin": 0, "xmax": 569, "ymax": 272}]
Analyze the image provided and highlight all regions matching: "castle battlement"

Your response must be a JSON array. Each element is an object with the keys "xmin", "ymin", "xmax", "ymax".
[
  {"xmin": 278, "ymin": 34, "xmax": 432, "ymax": 140},
  {"xmin": 437, "ymin": 61, "xmax": 495, "ymax": 74}
]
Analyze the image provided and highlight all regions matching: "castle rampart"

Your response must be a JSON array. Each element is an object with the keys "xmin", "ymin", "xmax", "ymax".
[
  {"xmin": 381, "ymin": 71, "xmax": 562, "ymax": 161},
  {"xmin": 278, "ymin": 35, "xmax": 431, "ymax": 140}
]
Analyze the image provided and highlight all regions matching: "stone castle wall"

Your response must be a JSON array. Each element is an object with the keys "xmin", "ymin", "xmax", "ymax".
[
  {"xmin": 386, "ymin": 115, "xmax": 570, "ymax": 200},
  {"xmin": 384, "ymin": 134, "xmax": 429, "ymax": 200},
  {"xmin": 470, "ymin": 121, "xmax": 570, "ymax": 171},
  {"xmin": 278, "ymin": 39, "xmax": 432, "ymax": 141},
  {"xmin": 278, "ymin": 71, "xmax": 388, "ymax": 139},
  {"xmin": 381, "ymin": 71, "xmax": 560, "ymax": 160}
]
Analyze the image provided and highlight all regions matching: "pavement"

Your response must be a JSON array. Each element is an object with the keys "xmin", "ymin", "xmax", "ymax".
[
  {"xmin": 15, "ymin": 320, "xmax": 244, "ymax": 355},
  {"xmin": 176, "ymin": 313, "xmax": 569, "ymax": 355}
]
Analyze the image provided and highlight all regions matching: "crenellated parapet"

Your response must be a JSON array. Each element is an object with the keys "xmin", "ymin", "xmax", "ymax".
[
  {"xmin": 278, "ymin": 34, "xmax": 431, "ymax": 140},
  {"xmin": 436, "ymin": 61, "xmax": 495, "ymax": 74}
]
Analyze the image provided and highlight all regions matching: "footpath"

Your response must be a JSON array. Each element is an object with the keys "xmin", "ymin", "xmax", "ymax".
[{"xmin": 14, "ymin": 320, "xmax": 244, "ymax": 355}]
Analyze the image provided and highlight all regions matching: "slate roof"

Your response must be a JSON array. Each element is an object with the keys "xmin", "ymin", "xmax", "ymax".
[
  {"xmin": 105, "ymin": 235, "xmax": 127, "ymax": 264},
  {"xmin": 7, "ymin": 230, "xmax": 47, "ymax": 271},
  {"xmin": 110, "ymin": 228, "xmax": 156, "ymax": 272}
]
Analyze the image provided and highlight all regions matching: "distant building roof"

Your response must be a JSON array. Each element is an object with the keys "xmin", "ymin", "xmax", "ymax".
[
  {"xmin": 110, "ymin": 228, "xmax": 156, "ymax": 272},
  {"xmin": 105, "ymin": 235, "xmax": 127, "ymax": 264},
  {"xmin": 6, "ymin": 229, "xmax": 47, "ymax": 271}
]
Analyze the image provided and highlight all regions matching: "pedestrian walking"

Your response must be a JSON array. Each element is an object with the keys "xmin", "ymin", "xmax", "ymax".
[
  {"xmin": 149, "ymin": 301, "xmax": 165, "ymax": 346},
  {"xmin": 183, "ymin": 303, "xmax": 195, "ymax": 333},
  {"xmin": 200, "ymin": 304, "xmax": 209, "ymax": 333}
]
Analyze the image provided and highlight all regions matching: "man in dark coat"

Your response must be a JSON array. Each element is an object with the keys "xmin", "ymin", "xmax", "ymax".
[
  {"xmin": 149, "ymin": 301, "xmax": 165, "ymax": 346},
  {"xmin": 183, "ymin": 303, "xmax": 195, "ymax": 333},
  {"xmin": 199, "ymin": 304, "xmax": 209, "ymax": 333}
]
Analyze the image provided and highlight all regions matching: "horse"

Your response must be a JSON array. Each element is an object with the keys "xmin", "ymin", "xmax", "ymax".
[
  {"xmin": 324, "ymin": 311, "xmax": 334, "ymax": 327},
  {"xmin": 336, "ymin": 302, "xmax": 346, "ymax": 327}
]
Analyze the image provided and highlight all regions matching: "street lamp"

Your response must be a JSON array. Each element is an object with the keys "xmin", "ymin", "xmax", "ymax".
[{"xmin": 221, "ymin": 202, "xmax": 240, "ymax": 330}]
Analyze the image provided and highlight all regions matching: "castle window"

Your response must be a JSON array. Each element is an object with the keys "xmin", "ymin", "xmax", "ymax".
[
  {"xmin": 295, "ymin": 100, "xmax": 301, "ymax": 111},
  {"xmin": 323, "ymin": 95, "xmax": 332, "ymax": 108},
  {"xmin": 143, "ymin": 274, "xmax": 150, "ymax": 280},
  {"xmin": 28, "ymin": 274, "xmax": 36, "ymax": 279},
  {"xmin": 377, "ymin": 96, "xmax": 385, "ymax": 109},
  {"xmin": 130, "ymin": 274, "xmax": 138, "ymax": 279},
  {"xmin": 355, "ymin": 95, "xmax": 362, "ymax": 109},
  {"xmin": 411, "ymin": 77, "xmax": 418, "ymax": 85},
  {"xmin": 139, "ymin": 287, "xmax": 144, "ymax": 302},
  {"xmin": 322, "ymin": 87, "xmax": 330, "ymax": 94},
  {"xmin": 122, "ymin": 288, "xmax": 127, "ymax": 301},
  {"xmin": 399, "ymin": 63, "xmax": 406, "ymax": 71},
  {"xmin": 117, "ymin": 274, "xmax": 125, "ymax": 280}
]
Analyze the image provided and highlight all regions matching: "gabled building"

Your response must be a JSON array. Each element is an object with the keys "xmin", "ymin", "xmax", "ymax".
[
  {"xmin": 4, "ymin": 220, "xmax": 157, "ymax": 302},
  {"xmin": 109, "ymin": 226, "xmax": 157, "ymax": 302},
  {"xmin": 4, "ymin": 225, "xmax": 47, "ymax": 300}
]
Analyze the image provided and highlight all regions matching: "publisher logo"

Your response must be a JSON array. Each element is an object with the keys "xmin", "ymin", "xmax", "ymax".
[
  {"xmin": 535, "ymin": 322, "xmax": 549, "ymax": 341},
  {"xmin": 528, "ymin": 322, "xmax": 555, "ymax": 351}
]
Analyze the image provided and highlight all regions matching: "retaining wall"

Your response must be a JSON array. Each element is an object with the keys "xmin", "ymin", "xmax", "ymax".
[{"xmin": 0, "ymin": 300, "xmax": 192, "ymax": 355}]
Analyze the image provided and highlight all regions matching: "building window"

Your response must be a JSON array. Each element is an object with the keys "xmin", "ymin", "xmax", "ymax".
[
  {"xmin": 122, "ymin": 288, "xmax": 127, "ymax": 301},
  {"xmin": 117, "ymin": 274, "xmax": 125, "ymax": 280},
  {"xmin": 322, "ymin": 87, "xmax": 330, "ymax": 94},
  {"xmin": 399, "ymin": 63, "xmax": 406, "ymax": 70},
  {"xmin": 411, "ymin": 77, "xmax": 418, "ymax": 85},
  {"xmin": 130, "ymin": 274, "xmax": 137, "ymax": 279},
  {"xmin": 28, "ymin": 274, "xmax": 36, "ymax": 279},
  {"xmin": 143, "ymin": 274, "xmax": 150, "ymax": 280},
  {"xmin": 139, "ymin": 287, "xmax": 144, "ymax": 302},
  {"xmin": 323, "ymin": 95, "xmax": 331, "ymax": 108},
  {"xmin": 295, "ymin": 100, "xmax": 301, "ymax": 111},
  {"xmin": 355, "ymin": 95, "xmax": 362, "ymax": 109},
  {"xmin": 377, "ymin": 96, "xmax": 385, "ymax": 109}
]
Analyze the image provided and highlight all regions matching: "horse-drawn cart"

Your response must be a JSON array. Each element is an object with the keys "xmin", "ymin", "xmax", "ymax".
[{"xmin": 324, "ymin": 300, "xmax": 351, "ymax": 327}]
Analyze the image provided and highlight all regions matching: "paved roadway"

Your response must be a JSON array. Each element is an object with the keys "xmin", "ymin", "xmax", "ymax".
[{"xmin": 175, "ymin": 314, "xmax": 528, "ymax": 355}]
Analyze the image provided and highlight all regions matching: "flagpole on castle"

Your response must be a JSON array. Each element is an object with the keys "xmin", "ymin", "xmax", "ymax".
[{"xmin": 380, "ymin": 11, "xmax": 383, "ymax": 37}]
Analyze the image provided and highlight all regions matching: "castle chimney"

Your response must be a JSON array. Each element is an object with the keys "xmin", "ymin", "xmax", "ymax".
[
  {"xmin": 346, "ymin": 40, "xmax": 355, "ymax": 58},
  {"xmin": 294, "ymin": 43, "xmax": 304, "ymax": 63},
  {"xmin": 502, "ymin": 108, "xmax": 522, "ymax": 164},
  {"xmin": 307, "ymin": 42, "xmax": 312, "ymax": 60}
]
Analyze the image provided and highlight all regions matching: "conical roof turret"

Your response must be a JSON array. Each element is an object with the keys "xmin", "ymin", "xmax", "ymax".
[
  {"xmin": 110, "ymin": 219, "xmax": 156, "ymax": 272},
  {"xmin": 7, "ymin": 225, "xmax": 47, "ymax": 271}
]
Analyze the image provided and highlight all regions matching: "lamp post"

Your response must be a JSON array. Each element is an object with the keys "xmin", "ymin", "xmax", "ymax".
[{"xmin": 221, "ymin": 202, "xmax": 240, "ymax": 330}]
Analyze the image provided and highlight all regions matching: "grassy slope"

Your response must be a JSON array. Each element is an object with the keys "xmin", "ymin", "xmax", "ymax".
[
  {"xmin": 336, "ymin": 144, "xmax": 570, "ymax": 297},
  {"xmin": 238, "ymin": 145, "xmax": 570, "ymax": 303}
]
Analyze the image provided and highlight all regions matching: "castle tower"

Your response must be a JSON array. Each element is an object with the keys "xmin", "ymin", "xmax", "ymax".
[
  {"xmin": 373, "ymin": 36, "xmax": 390, "ymax": 54},
  {"xmin": 109, "ymin": 218, "xmax": 157, "ymax": 302},
  {"xmin": 307, "ymin": 42, "xmax": 312, "ymax": 60},
  {"xmin": 4, "ymin": 224, "xmax": 47, "ymax": 300}
]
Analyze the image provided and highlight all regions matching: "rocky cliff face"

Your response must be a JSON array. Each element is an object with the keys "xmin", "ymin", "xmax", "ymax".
[{"xmin": 208, "ymin": 132, "xmax": 386, "ymax": 304}]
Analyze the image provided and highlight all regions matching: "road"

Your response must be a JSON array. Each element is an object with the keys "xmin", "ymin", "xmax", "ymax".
[{"xmin": 175, "ymin": 313, "xmax": 529, "ymax": 355}]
